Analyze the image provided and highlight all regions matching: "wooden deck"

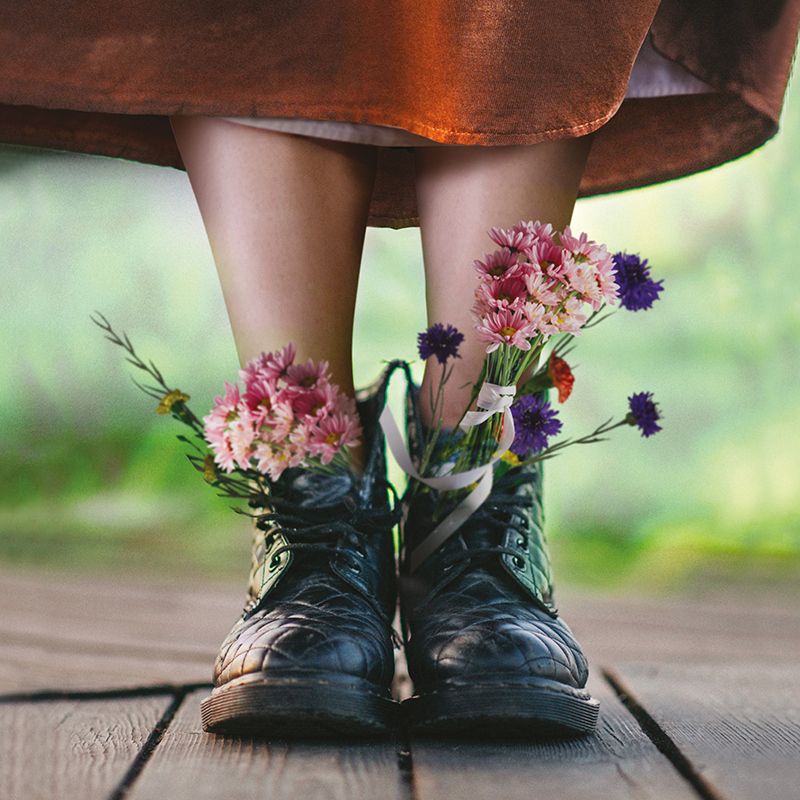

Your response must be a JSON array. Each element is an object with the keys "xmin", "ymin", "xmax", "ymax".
[{"xmin": 1, "ymin": 566, "xmax": 798, "ymax": 800}]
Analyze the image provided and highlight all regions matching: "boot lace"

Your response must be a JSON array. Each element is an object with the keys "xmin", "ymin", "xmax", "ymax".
[
  {"xmin": 434, "ymin": 470, "xmax": 535, "ymax": 579},
  {"xmin": 249, "ymin": 482, "xmax": 403, "ymax": 644}
]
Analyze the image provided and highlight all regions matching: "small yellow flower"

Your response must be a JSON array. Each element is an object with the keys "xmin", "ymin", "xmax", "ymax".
[
  {"xmin": 203, "ymin": 454, "xmax": 218, "ymax": 482},
  {"xmin": 156, "ymin": 389, "xmax": 190, "ymax": 415},
  {"xmin": 501, "ymin": 451, "xmax": 521, "ymax": 468}
]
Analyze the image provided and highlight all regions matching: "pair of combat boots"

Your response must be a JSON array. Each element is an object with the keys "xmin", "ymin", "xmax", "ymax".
[{"xmin": 200, "ymin": 361, "xmax": 599, "ymax": 737}]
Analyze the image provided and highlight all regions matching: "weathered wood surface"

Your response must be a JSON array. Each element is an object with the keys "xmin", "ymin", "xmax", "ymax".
[
  {"xmin": 0, "ymin": 568, "xmax": 240, "ymax": 692},
  {"xmin": 127, "ymin": 690, "xmax": 406, "ymax": 800},
  {"xmin": 0, "ymin": 695, "xmax": 171, "ymax": 800},
  {"xmin": 608, "ymin": 664, "xmax": 800, "ymax": 800},
  {"xmin": 3, "ymin": 566, "xmax": 796, "ymax": 694},
  {"xmin": 410, "ymin": 676, "xmax": 696, "ymax": 800},
  {"xmin": 1, "ymin": 567, "xmax": 798, "ymax": 800}
]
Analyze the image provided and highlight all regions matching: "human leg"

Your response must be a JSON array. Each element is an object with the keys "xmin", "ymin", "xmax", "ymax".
[
  {"xmin": 169, "ymin": 115, "xmax": 376, "ymax": 399},
  {"xmin": 414, "ymin": 137, "xmax": 592, "ymax": 426},
  {"xmin": 169, "ymin": 116, "xmax": 398, "ymax": 734},
  {"xmin": 401, "ymin": 136, "xmax": 599, "ymax": 735}
]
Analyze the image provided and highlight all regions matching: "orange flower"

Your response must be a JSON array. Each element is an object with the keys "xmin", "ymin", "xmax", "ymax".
[{"xmin": 548, "ymin": 354, "xmax": 574, "ymax": 403}]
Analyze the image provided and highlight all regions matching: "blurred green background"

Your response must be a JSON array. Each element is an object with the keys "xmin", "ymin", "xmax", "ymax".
[{"xmin": 2, "ymin": 77, "xmax": 798, "ymax": 593}]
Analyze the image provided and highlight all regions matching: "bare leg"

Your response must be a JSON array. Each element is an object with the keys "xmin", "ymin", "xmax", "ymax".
[
  {"xmin": 414, "ymin": 137, "xmax": 593, "ymax": 427},
  {"xmin": 170, "ymin": 116, "xmax": 377, "ymax": 466}
]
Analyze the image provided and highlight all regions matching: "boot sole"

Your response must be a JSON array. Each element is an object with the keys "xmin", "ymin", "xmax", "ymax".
[
  {"xmin": 403, "ymin": 679, "xmax": 599, "ymax": 737},
  {"xmin": 200, "ymin": 675, "xmax": 398, "ymax": 737}
]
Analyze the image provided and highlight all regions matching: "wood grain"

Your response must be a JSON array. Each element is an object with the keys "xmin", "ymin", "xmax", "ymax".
[
  {"xmin": 0, "ymin": 695, "xmax": 170, "ymax": 800},
  {"xmin": 410, "ymin": 675, "xmax": 695, "ymax": 800},
  {"xmin": 609, "ymin": 663, "xmax": 800, "ymax": 800},
  {"xmin": 128, "ymin": 690, "xmax": 407, "ymax": 800},
  {"xmin": 0, "ymin": 568, "xmax": 241, "ymax": 692}
]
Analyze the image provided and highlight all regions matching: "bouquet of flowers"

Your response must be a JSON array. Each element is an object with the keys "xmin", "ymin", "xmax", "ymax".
[
  {"xmin": 90, "ymin": 314, "xmax": 363, "ymax": 509},
  {"xmin": 381, "ymin": 219, "xmax": 664, "ymax": 566}
]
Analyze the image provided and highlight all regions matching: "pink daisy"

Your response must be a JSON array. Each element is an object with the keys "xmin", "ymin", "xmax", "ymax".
[
  {"xmin": 593, "ymin": 252, "xmax": 620, "ymax": 306},
  {"xmin": 228, "ymin": 407, "xmax": 261, "ymax": 470},
  {"xmin": 253, "ymin": 439, "xmax": 305, "ymax": 482},
  {"xmin": 305, "ymin": 413, "xmax": 362, "ymax": 465},
  {"xmin": 560, "ymin": 226, "xmax": 599, "ymax": 263},
  {"xmin": 204, "ymin": 381, "xmax": 243, "ymax": 433},
  {"xmin": 524, "ymin": 271, "xmax": 561, "ymax": 307},
  {"xmin": 475, "ymin": 307, "xmax": 537, "ymax": 353},
  {"xmin": 286, "ymin": 358, "xmax": 331, "ymax": 392},
  {"xmin": 242, "ymin": 343, "xmax": 297, "ymax": 385},
  {"xmin": 242, "ymin": 375, "xmax": 277, "ymax": 414},
  {"xmin": 531, "ymin": 241, "xmax": 568, "ymax": 282},
  {"xmin": 257, "ymin": 400, "xmax": 296, "ymax": 442},
  {"xmin": 473, "ymin": 248, "xmax": 522, "ymax": 280},
  {"xmin": 206, "ymin": 427, "xmax": 237, "ymax": 474},
  {"xmin": 475, "ymin": 272, "xmax": 529, "ymax": 311},
  {"xmin": 488, "ymin": 225, "xmax": 535, "ymax": 254},
  {"xmin": 291, "ymin": 384, "xmax": 337, "ymax": 420},
  {"xmin": 542, "ymin": 296, "xmax": 589, "ymax": 335},
  {"xmin": 566, "ymin": 259, "xmax": 603, "ymax": 308}
]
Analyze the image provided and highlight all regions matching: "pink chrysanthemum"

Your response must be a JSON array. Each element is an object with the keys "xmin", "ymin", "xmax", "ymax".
[
  {"xmin": 290, "ymin": 383, "xmax": 337, "ymax": 420},
  {"xmin": 560, "ymin": 226, "xmax": 602, "ymax": 263},
  {"xmin": 241, "ymin": 343, "xmax": 297, "ymax": 385},
  {"xmin": 203, "ymin": 381, "xmax": 243, "ymax": 434},
  {"xmin": 565, "ymin": 258, "xmax": 604, "ymax": 308},
  {"xmin": 242, "ymin": 375, "xmax": 277, "ymax": 414},
  {"xmin": 531, "ymin": 241, "xmax": 568, "ymax": 282},
  {"xmin": 524, "ymin": 271, "xmax": 561, "ymax": 307},
  {"xmin": 475, "ymin": 273, "xmax": 529, "ymax": 311},
  {"xmin": 286, "ymin": 358, "xmax": 330, "ymax": 392},
  {"xmin": 593, "ymin": 251, "xmax": 620, "ymax": 306},
  {"xmin": 205, "ymin": 421, "xmax": 238, "ymax": 473},
  {"xmin": 203, "ymin": 344, "xmax": 361, "ymax": 479},
  {"xmin": 473, "ymin": 248, "xmax": 521, "ymax": 280},
  {"xmin": 488, "ymin": 225, "xmax": 535, "ymax": 254},
  {"xmin": 541, "ymin": 296, "xmax": 588, "ymax": 335},
  {"xmin": 475, "ymin": 307, "xmax": 537, "ymax": 353},
  {"xmin": 305, "ymin": 413, "xmax": 362, "ymax": 465},
  {"xmin": 253, "ymin": 439, "xmax": 304, "ymax": 481},
  {"xmin": 227, "ymin": 406, "xmax": 261, "ymax": 470}
]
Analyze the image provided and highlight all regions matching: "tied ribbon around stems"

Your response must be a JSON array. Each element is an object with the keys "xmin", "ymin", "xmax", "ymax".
[{"xmin": 379, "ymin": 381, "xmax": 517, "ymax": 572}]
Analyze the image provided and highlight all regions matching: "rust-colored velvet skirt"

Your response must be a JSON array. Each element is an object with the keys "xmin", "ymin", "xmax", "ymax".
[{"xmin": 1, "ymin": 1, "xmax": 798, "ymax": 228}]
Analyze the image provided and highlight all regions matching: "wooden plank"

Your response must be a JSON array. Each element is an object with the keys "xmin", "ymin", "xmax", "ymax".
[
  {"xmin": 128, "ymin": 689, "xmax": 406, "ymax": 800},
  {"xmin": 410, "ymin": 675, "xmax": 696, "ymax": 800},
  {"xmin": 557, "ymin": 585, "xmax": 800, "ymax": 666},
  {"xmin": 3, "ymin": 566, "xmax": 798, "ymax": 693},
  {"xmin": 0, "ymin": 568, "xmax": 242, "ymax": 692},
  {"xmin": 609, "ymin": 663, "xmax": 800, "ymax": 800},
  {"xmin": 0, "ymin": 695, "xmax": 171, "ymax": 800}
]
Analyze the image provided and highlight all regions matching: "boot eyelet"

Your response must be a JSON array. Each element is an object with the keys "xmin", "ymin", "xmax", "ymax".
[
  {"xmin": 512, "ymin": 555, "xmax": 525, "ymax": 569},
  {"xmin": 515, "ymin": 536, "xmax": 527, "ymax": 548},
  {"xmin": 269, "ymin": 554, "xmax": 282, "ymax": 571},
  {"xmin": 349, "ymin": 561, "xmax": 362, "ymax": 574}
]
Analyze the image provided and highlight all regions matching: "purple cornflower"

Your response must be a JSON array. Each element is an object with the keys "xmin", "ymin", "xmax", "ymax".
[
  {"xmin": 417, "ymin": 323, "xmax": 464, "ymax": 365},
  {"xmin": 510, "ymin": 394, "xmax": 563, "ymax": 457},
  {"xmin": 627, "ymin": 392, "xmax": 663, "ymax": 437},
  {"xmin": 612, "ymin": 252, "xmax": 664, "ymax": 311}
]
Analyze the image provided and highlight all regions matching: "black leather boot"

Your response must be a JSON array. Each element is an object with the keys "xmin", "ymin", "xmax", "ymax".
[
  {"xmin": 200, "ymin": 363, "xmax": 403, "ymax": 736},
  {"xmin": 399, "ymin": 379, "xmax": 599, "ymax": 736}
]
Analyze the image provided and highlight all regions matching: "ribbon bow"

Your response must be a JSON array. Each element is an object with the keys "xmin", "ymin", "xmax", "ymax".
[{"xmin": 380, "ymin": 381, "xmax": 517, "ymax": 572}]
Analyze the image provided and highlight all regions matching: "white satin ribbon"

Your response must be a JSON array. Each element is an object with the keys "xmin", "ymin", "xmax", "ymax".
[{"xmin": 379, "ymin": 381, "xmax": 517, "ymax": 572}]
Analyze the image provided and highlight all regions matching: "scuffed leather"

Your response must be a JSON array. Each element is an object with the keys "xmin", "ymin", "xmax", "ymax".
[
  {"xmin": 400, "ymin": 380, "xmax": 589, "ymax": 693},
  {"xmin": 212, "ymin": 364, "xmax": 403, "ymax": 691}
]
